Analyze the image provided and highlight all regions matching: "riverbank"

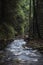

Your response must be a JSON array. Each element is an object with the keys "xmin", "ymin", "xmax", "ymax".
[
  {"xmin": 26, "ymin": 39, "xmax": 43, "ymax": 53},
  {"xmin": 0, "ymin": 39, "xmax": 43, "ymax": 65},
  {"xmin": 0, "ymin": 34, "xmax": 43, "ymax": 52}
]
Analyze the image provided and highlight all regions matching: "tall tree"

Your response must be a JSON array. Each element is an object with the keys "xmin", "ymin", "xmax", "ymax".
[
  {"xmin": 35, "ymin": 0, "xmax": 41, "ymax": 38},
  {"xmin": 33, "ymin": 0, "xmax": 41, "ymax": 38},
  {"xmin": 29, "ymin": 0, "xmax": 31, "ymax": 38},
  {"xmin": 1, "ymin": 0, "xmax": 5, "ymax": 23}
]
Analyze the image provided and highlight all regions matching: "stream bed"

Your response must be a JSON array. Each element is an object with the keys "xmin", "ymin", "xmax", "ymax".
[{"xmin": 0, "ymin": 39, "xmax": 43, "ymax": 65}]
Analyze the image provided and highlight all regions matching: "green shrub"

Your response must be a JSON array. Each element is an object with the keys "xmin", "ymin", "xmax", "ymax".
[{"xmin": 0, "ymin": 23, "xmax": 15, "ymax": 40}]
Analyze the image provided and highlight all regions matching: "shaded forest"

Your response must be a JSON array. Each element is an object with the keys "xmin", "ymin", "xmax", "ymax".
[
  {"xmin": 0, "ymin": 0, "xmax": 43, "ymax": 65},
  {"xmin": 0, "ymin": 0, "xmax": 43, "ymax": 50},
  {"xmin": 0, "ymin": 0, "xmax": 30, "ymax": 40}
]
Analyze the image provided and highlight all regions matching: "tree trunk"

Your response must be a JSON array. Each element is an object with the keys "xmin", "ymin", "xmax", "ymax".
[
  {"xmin": 1, "ymin": 0, "xmax": 6, "ymax": 23},
  {"xmin": 29, "ymin": 0, "xmax": 31, "ymax": 38},
  {"xmin": 33, "ymin": 0, "xmax": 41, "ymax": 38},
  {"xmin": 35, "ymin": 0, "xmax": 41, "ymax": 38},
  {"xmin": 33, "ymin": 0, "xmax": 35, "ymax": 38}
]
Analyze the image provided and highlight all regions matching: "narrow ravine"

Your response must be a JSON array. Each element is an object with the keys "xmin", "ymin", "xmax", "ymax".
[{"xmin": 0, "ymin": 39, "xmax": 43, "ymax": 65}]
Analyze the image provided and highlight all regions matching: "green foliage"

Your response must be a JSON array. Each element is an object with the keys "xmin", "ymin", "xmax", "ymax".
[
  {"xmin": 0, "ymin": 0, "xmax": 33, "ymax": 40},
  {"xmin": 13, "ymin": 0, "xmax": 29, "ymax": 35},
  {"xmin": 0, "ymin": 23, "xmax": 15, "ymax": 40}
]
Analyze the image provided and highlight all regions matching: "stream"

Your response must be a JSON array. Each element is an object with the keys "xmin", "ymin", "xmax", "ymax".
[{"xmin": 0, "ymin": 39, "xmax": 43, "ymax": 65}]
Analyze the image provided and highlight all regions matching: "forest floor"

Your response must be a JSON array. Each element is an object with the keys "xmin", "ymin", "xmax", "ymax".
[{"xmin": 25, "ymin": 39, "xmax": 43, "ymax": 53}]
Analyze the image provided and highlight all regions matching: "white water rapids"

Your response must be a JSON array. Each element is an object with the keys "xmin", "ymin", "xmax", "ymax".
[{"xmin": 5, "ymin": 39, "xmax": 41, "ymax": 62}]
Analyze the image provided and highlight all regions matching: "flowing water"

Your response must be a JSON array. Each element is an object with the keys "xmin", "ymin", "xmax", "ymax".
[{"xmin": 0, "ymin": 39, "xmax": 43, "ymax": 65}]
